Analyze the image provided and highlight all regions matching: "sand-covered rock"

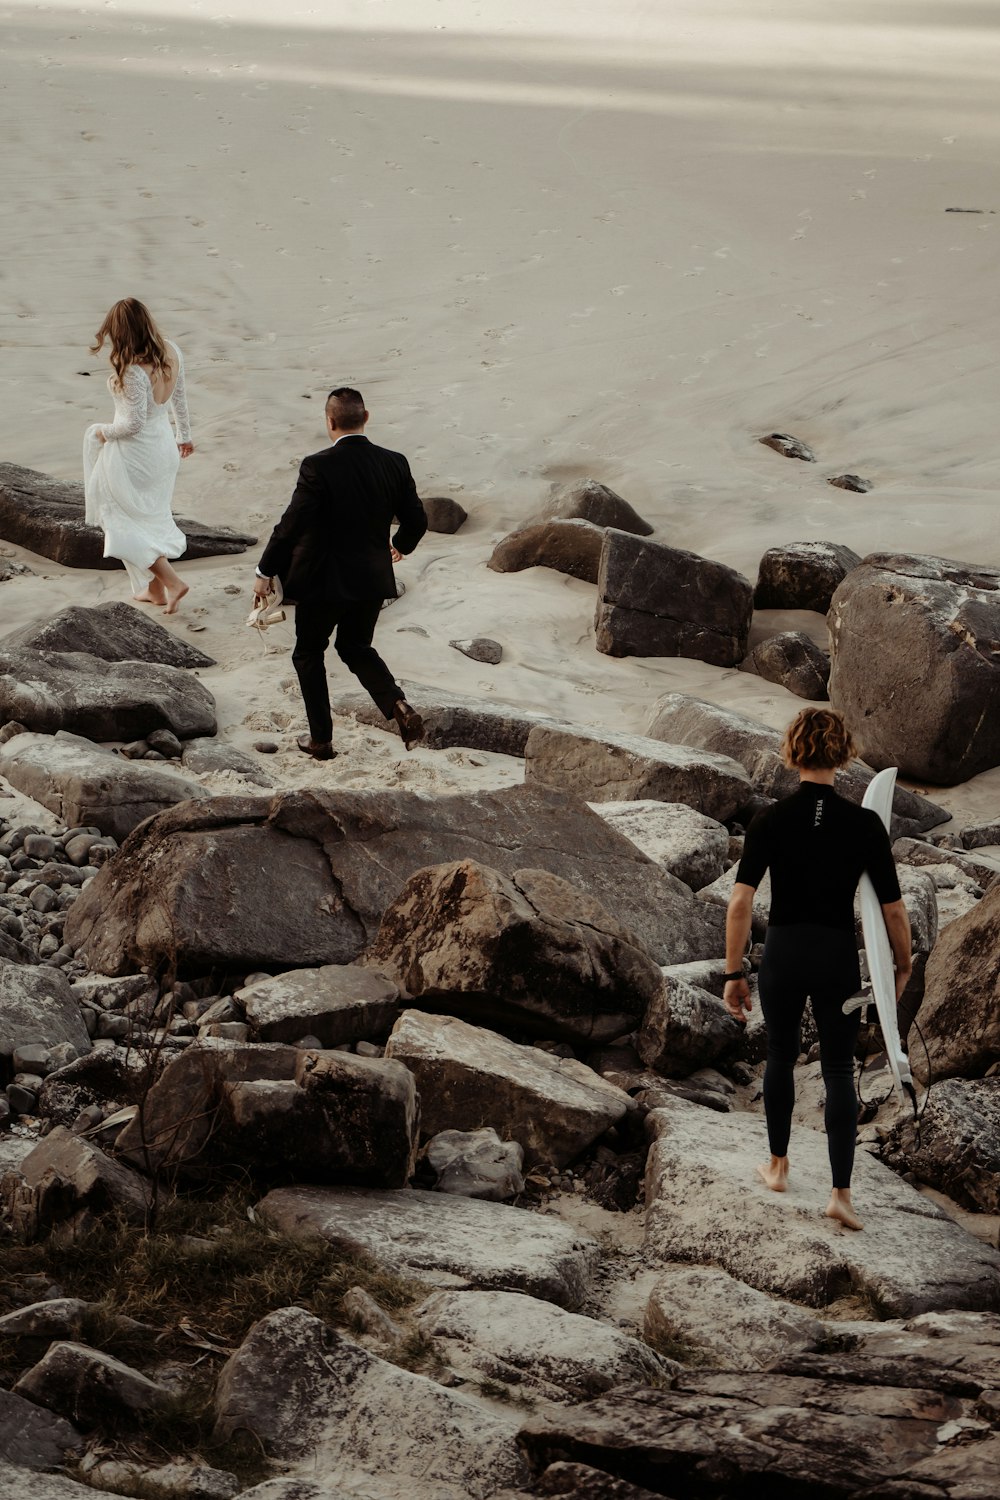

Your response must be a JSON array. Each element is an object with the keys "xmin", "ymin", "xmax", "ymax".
[
  {"xmin": 214, "ymin": 1306, "xmax": 529, "ymax": 1497},
  {"xmin": 525, "ymin": 723, "xmax": 752, "ymax": 820},
  {"xmin": 384, "ymin": 1009, "xmax": 631, "ymax": 1163},
  {"xmin": 258, "ymin": 1185, "xmax": 599, "ymax": 1308},
  {"xmin": 589, "ymin": 800, "xmax": 730, "ymax": 891},
  {"xmin": 415, "ymin": 1289, "xmax": 671, "ymax": 1401},
  {"xmin": 753, "ymin": 541, "xmax": 861, "ymax": 613},
  {"xmin": 367, "ymin": 860, "xmax": 669, "ymax": 1044},
  {"xmin": 488, "ymin": 518, "xmax": 604, "ymax": 582},
  {"xmin": 0, "ymin": 731, "xmax": 208, "ymax": 841},
  {"xmin": 3, "ymin": 600, "xmax": 214, "ymax": 669},
  {"xmin": 741, "ymin": 630, "xmax": 830, "ymax": 700},
  {"xmin": 180, "ymin": 737, "xmax": 274, "ymax": 786},
  {"xmin": 66, "ymin": 785, "xmax": 715, "ymax": 974},
  {"xmin": 913, "ymin": 882, "xmax": 1000, "ymax": 1082},
  {"xmin": 644, "ymin": 1266, "xmax": 825, "ymax": 1370},
  {"xmin": 541, "ymin": 479, "xmax": 653, "ymax": 536},
  {"xmin": 829, "ymin": 551, "xmax": 1000, "ymax": 782},
  {"xmin": 595, "ymin": 530, "xmax": 753, "ymax": 665},
  {"xmin": 0, "ymin": 462, "xmax": 256, "ymax": 569},
  {"xmin": 0, "ymin": 648, "xmax": 217, "ymax": 741},
  {"xmin": 114, "ymin": 1039, "xmax": 419, "ymax": 1186},
  {"xmin": 643, "ymin": 1097, "xmax": 1000, "ymax": 1315},
  {"xmin": 237, "ymin": 964, "xmax": 400, "ymax": 1047}
]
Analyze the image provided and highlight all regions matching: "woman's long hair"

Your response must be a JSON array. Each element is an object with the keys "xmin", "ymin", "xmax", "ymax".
[
  {"xmin": 781, "ymin": 707, "xmax": 856, "ymax": 771},
  {"xmin": 91, "ymin": 298, "xmax": 170, "ymax": 388}
]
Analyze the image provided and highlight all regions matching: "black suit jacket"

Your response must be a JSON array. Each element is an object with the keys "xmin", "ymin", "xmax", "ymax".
[{"xmin": 258, "ymin": 435, "xmax": 427, "ymax": 604}]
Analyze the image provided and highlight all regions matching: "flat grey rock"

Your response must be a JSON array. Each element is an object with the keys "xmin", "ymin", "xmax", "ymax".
[
  {"xmin": 4, "ymin": 600, "xmax": 214, "ymax": 669},
  {"xmin": 258, "ymin": 1185, "xmax": 600, "ymax": 1309},
  {"xmin": 0, "ymin": 958, "xmax": 92, "ymax": 1054},
  {"xmin": 237, "ymin": 965, "xmax": 400, "ymax": 1047},
  {"xmin": 182, "ymin": 737, "xmax": 274, "ymax": 786},
  {"xmin": 0, "ymin": 647, "xmax": 216, "ymax": 741},
  {"xmin": 589, "ymin": 799, "xmax": 729, "ymax": 891},
  {"xmin": 645, "ymin": 1266, "xmax": 825, "ymax": 1370},
  {"xmin": 0, "ymin": 1387, "xmax": 84, "ymax": 1470}
]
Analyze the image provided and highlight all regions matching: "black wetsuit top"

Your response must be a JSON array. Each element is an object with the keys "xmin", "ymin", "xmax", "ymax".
[{"xmin": 735, "ymin": 782, "xmax": 901, "ymax": 932}]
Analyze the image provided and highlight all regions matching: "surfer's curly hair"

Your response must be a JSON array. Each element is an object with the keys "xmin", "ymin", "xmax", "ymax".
[{"xmin": 781, "ymin": 707, "xmax": 855, "ymax": 771}]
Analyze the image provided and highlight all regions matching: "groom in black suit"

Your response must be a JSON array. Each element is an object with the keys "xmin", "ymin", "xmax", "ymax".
[{"xmin": 254, "ymin": 387, "xmax": 427, "ymax": 760}]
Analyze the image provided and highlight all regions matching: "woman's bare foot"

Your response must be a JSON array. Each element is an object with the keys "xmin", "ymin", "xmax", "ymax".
[
  {"xmin": 133, "ymin": 584, "xmax": 166, "ymax": 606},
  {"xmin": 163, "ymin": 581, "xmax": 190, "ymax": 615},
  {"xmin": 755, "ymin": 1156, "xmax": 789, "ymax": 1193},
  {"xmin": 825, "ymin": 1190, "xmax": 863, "ymax": 1231}
]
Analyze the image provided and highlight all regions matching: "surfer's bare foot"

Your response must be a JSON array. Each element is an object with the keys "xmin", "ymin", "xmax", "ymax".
[
  {"xmin": 825, "ymin": 1189, "xmax": 863, "ymax": 1231},
  {"xmin": 163, "ymin": 582, "xmax": 189, "ymax": 615},
  {"xmin": 756, "ymin": 1156, "xmax": 789, "ymax": 1193}
]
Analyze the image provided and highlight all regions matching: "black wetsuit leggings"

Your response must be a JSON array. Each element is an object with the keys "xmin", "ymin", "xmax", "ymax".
[{"xmin": 758, "ymin": 924, "xmax": 862, "ymax": 1190}]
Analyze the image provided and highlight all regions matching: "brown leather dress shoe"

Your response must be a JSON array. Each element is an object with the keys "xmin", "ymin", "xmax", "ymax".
[
  {"xmin": 297, "ymin": 733, "xmax": 336, "ymax": 761},
  {"xmin": 392, "ymin": 699, "xmax": 425, "ymax": 751}
]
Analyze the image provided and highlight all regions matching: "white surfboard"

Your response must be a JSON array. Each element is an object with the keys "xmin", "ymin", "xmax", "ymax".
[{"xmin": 844, "ymin": 767, "xmax": 916, "ymax": 1108}]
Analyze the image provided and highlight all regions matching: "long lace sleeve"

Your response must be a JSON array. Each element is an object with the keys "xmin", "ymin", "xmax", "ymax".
[
  {"xmin": 100, "ymin": 366, "xmax": 145, "ymax": 441},
  {"xmin": 167, "ymin": 342, "xmax": 192, "ymax": 443}
]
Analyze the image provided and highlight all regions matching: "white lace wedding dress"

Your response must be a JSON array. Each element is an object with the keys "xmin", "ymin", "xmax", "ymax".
[{"xmin": 83, "ymin": 339, "xmax": 191, "ymax": 594}]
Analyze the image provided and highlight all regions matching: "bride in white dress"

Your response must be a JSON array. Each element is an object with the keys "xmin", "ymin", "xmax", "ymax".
[{"xmin": 83, "ymin": 298, "xmax": 194, "ymax": 613}]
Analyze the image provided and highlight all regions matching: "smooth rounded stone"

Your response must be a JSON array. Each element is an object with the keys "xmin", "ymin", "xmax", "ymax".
[
  {"xmin": 5, "ymin": 1083, "xmax": 37, "ymax": 1114},
  {"xmin": 415, "ymin": 1288, "xmax": 674, "ymax": 1401},
  {"xmin": 637, "ymin": 974, "xmax": 743, "ymax": 1076},
  {"xmin": 252, "ymin": 740, "xmax": 279, "ymax": 753},
  {"xmin": 96, "ymin": 1013, "xmax": 133, "ymax": 1041},
  {"xmin": 387, "ymin": 1010, "xmax": 631, "ymax": 1167},
  {"xmin": 829, "ymin": 552, "xmax": 1000, "ymax": 783},
  {"xmin": 422, "ymin": 495, "xmax": 468, "ymax": 534},
  {"xmin": 0, "ymin": 1296, "xmax": 149, "ymax": 1342},
  {"xmin": 12, "ymin": 1042, "xmax": 53, "ymax": 1075},
  {"xmin": 37, "ymin": 935, "xmax": 60, "ymax": 960},
  {"xmin": 450, "ymin": 636, "xmax": 503, "ymax": 665},
  {"xmin": 595, "ymin": 531, "xmax": 753, "ymax": 667},
  {"xmin": 588, "ymin": 800, "xmax": 729, "ymax": 892},
  {"xmin": 35, "ymin": 861, "xmax": 87, "ymax": 888},
  {"xmin": 425, "ymin": 1127, "xmax": 525, "ymax": 1201},
  {"xmin": 237, "ymin": 964, "xmax": 401, "ymax": 1048},
  {"xmin": 71, "ymin": 1104, "xmax": 105, "ymax": 1133},
  {"xmin": 759, "ymin": 432, "xmax": 816, "ymax": 462},
  {"xmin": 63, "ymin": 834, "xmax": 99, "ymax": 866},
  {"xmin": 213, "ymin": 1307, "xmax": 530, "ymax": 1492},
  {"xmin": 880, "ymin": 1078, "xmax": 1000, "ymax": 1213},
  {"xmin": 741, "ymin": 631, "xmax": 830, "ymax": 701},
  {"xmin": 13, "ymin": 1342, "xmax": 171, "ymax": 1425},
  {"xmin": 146, "ymin": 727, "xmax": 183, "ymax": 760},
  {"xmin": 181, "ymin": 738, "xmax": 274, "ymax": 787},
  {"xmin": 488, "ymin": 518, "xmax": 604, "ymax": 584},
  {"xmin": 30, "ymin": 886, "xmax": 57, "ymax": 914},
  {"xmin": 643, "ymin": 1096, "xmax": 1000, "ymax": 1316},
  {"xmin": 644, "ymin": 1266, "xmax": 825, "ymax": 1370},
  {"xmin": 0, "ymin": 1386, "xmax": 85, "ymax": 1471},
  {"xmin": 143, "ymin": 749, "xmax": 167, "ymax": 761},
  {"xmin": 0, "ymin": 1096, "xmax": 11, "ymax": 1128},
  {"xmin": 119, "ymin": 740, "xmax": 150, "ymax": 760},
  {"xmin": 828, "ymin": 473, "xmax": 872, "ymax": 493},
  {"xmin": 753, "ymin": 541, "xmax": 862, "ymax": 614},
  {"xmin": 258, "ymin": 1185, "xmax": 600, "ymax": 1309},
  {"xmin": 541, "ymin": 479, "xmax": 653, "ymax": 537},
  {"xmin": 22, "ymin": 834, "xmax": 58, "ymax": 860}
]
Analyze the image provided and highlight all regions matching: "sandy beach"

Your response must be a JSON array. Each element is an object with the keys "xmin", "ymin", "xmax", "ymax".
[{"xmin": 2, "ymin": 0, "xmax": 1000, "ymax": 820}]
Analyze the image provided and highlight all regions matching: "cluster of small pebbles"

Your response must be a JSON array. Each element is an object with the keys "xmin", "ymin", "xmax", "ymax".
[
  {"xmin": 0, "ymin": 816, "xmax": 116, "ymax": 966},
  {"xmin": 117, "ymin": 727, "xmax": 184, "ymax": 762}
]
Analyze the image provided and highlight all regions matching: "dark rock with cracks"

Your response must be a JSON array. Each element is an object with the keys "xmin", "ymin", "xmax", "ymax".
[
  {"xmin": 892, "ymin": 835, "xmax": 998, "ymax": 890},
  {"xmin": 385, "ymin": 1008, "xmax": 632, "ymax": 1163},
  {"xmin": 828, "ymin": 473, "xmax": 872, "ymax": 493},
  {"xmin": 0, "ymin": 959, "xmax": 92, "ymax": 1054},
  {"xmin": 13, "ymin": 1343, "xmax": 170, "ymax": 1426},
  {"xmin": 913, "ymin": 883, "xmax": 1000, "ymax": 1083},
  {"xmin": 367, "ymin": 860, "xmax": 669, "ymax": 1045},
  {"xmin": 741, "ymin": 630, "xmax": 830, "ymax": 700},
  {"xmin": 0, "ymin": 648, "xmax": 217, "ymax": 740},
  {"xmin": 114, "ymin": 1037, "xmax": 418, "ymax": 1186},
  {"xmin": 881, "ymin": 1078, "xmax": 1000, "ymax": 1213},
  {"xmin": 645, "ymin": 692, "xmax": 948, "ymax": 838},
  {"xmin": 488, "ymin": 518, "xmax": 604, "ymax": 583},
  {"xmin": 0, "ymin": 732, "xmax": 208, "ymax": 841},
  {"xmin": 1, "ymin": 1126, "xmax": 150, "ymax": 1239},
  {"xmin": 3, "ymin": 601, "xmax": 214, "ymax": 669},
  {"xmin": 258, "ymin": 1184, "xmax": 599, "ymax": 1308},
  {"xmin": 829, "ymin": 551, "xmax": 1000, "ymax": 782},
  {"xmin": 64, "ymin": 784, "xmax": 725, "ymax": 976},
  {"xmin": 542, "ymin": 479, "xmax": 653, "ymax": 536},
  {"xmin": 0, "ymin": 1386, "xmax": 85, "ymax": 1470},
  {"xmin": 754, "ymin": 540, "xmax": 861, "ymax": 612},
  {"xmin": 537, "ymin": 1466, "xmax": 666, "ymax": 1499},
  {"xmin": 637, "ymin": 974, "xmax": 743, "ymax": 1076},
  {"xmin": 595, "ymin": 531, "xmax": 753, "ymax": 666},
  {"xmin": 0, "ymin": 461, "xmax": 256, "ymax": 568},
  {"xmin": 37, "ymin": 1047, "xmax": 154, "ymax": 1127}
]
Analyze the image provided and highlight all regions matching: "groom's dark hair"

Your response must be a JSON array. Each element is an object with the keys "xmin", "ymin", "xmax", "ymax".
[{"xmin": 326, "ymin": 386, "xmax": 367, "ymax": 431}]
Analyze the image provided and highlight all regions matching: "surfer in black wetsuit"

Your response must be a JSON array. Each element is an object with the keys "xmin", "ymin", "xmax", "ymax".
[{"xmin": 722, "ymin": 708, "xmax": 912, "ymax": 1232}]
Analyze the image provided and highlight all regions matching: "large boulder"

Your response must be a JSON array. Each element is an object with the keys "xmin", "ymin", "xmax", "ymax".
[
  {"xmin": 645, "ymin": 692, "xmax": 948, "ymax": 837},
  {"xmin": 881, "ymin": 1078, "xmax": 1000, "ymax": 1214},
  {"xmin": 913, "ymin": 883, "xmax": 1000, "ymax": 1082},
  {"xmin": 0, "ymin": 462, "xmax": 256, "ymax": 568},
  {"xmin": 258, "ymin": 1185, "xmax": 600, "ymax": 1309},
  {"xmin": 0, "ymin": 649, "xmax": 217, "ymax": 740},
  {"xmin": 754, "ymin": 541, "xmax": 861, "ymax": 613},
  {"xmin": 0, "ymin": 959, "xmax": 92, "ymax": 1055},
  {"xmin": 366, "ymin": 861, "xmax": 671, "ymax": 1044},
  {"xmin": 0, "ymin": 732, "xmax": 208, "ymax": 841},
  {"xmin": 595, "ymin": 531, "xmax": 753, "ymax": 666},
  {"xmin": 741, "ymin": 631, "xmax": 830, "ymax": 701},
  {"xmin": 114, "ymin": 1039, "xmax": 419, "ymax": 1187},
  {"xmin": 236, "ymin": 965, "xmax": 400, "ymax": 1047},
  {"xmin": 643, "ymin": 1097, "xmax": 1000, "ymax": 1316},
  {"xmin": 384, "ymin": 1010, "xmax": 632, "ymax": 1164},
  {"xmin": 542, "ymin": 479, "xmax": 653, "ymax": 536},
  {"xmin": 488, "ymin": 519, "xmax": 604, "ymax": 583},
  {"xmin": 414, "ymin": 1289, "xmax": 670, "ymax": 1401},
  {"xmin": 524, "ymin": 725, "xmax": 753, "ymax": 821},
  {"xmin": 644, "ymin": 1266, "xmax": 824, "ymax": 1371},
  {"xmin": 214, "ymin": 1306, "xmax": 529, "ymax": 1496},
  {"xmin": 589, "ymin": 801, "xmax": 729, "ymax": 891},
  {"xmin": 13, "ymin": 1343, "xmax": 169, "ymax": 1425},
  {"xmin": 64, "ymin": 784, "xmax": 725, "ymax": 977},
  {"xmin": 3, "ymin": 601, "xmax": 214, "ymax": 669},
  {"xmin": 636, "ymin": 974, "xmax": 743, "ymax": 1076},
  {"xmin": 829, "ymin": 552, "xmax": 1000, "ymax": 783}
]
